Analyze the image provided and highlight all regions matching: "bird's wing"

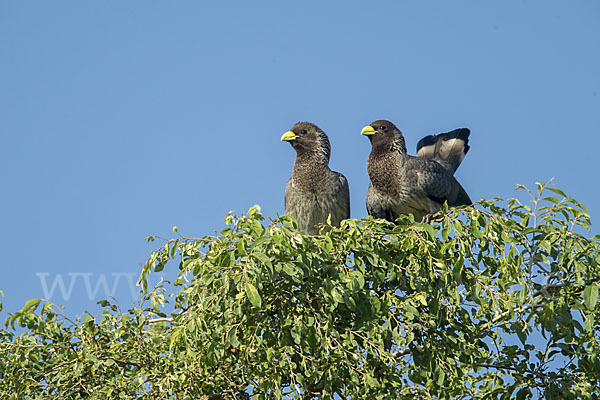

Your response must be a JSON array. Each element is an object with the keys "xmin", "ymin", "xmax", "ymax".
[
  {"xmin": 406, "ymin": 156, "xmax": 470, "ymax": 207},
  {"xmin": 334, "ymin": 172, "xmax": 351, "ymax": 221},
  {"xmin": 452, "ymin": 180, "xmax": 472, "ymax": 206},
  {"xmin": 284, "ymin": 178, "xmax": 295, "ymax": 216},
  {"xmin": 320, "ymin": 171, "xmax": 351, "ymax": 228},
  {"xmin": 284, "ymin": 178, "xmax": 319, "ymax": 233},
  {"xmin": 366, "ymin": 182, "xmax": 398, "ymax": 222}
]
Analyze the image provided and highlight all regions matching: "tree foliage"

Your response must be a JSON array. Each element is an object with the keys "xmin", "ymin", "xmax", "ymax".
[{"xmin": 1, "ymin": 183, "xmax": 599, "ymax": 399}]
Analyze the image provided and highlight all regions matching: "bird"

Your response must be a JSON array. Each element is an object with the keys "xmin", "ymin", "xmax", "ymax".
[
  {"xmin": 281, "ymin": 122, "xmax": 350, "ymax": 234},
  {"xmin": 360, "ymin": 120, "xmax": 471, "ymax": 222}
]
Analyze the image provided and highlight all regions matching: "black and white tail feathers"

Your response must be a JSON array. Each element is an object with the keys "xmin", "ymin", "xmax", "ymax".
[{"xmin": 416, "ymin": 128, "xmax": 470, "ymax": 174}]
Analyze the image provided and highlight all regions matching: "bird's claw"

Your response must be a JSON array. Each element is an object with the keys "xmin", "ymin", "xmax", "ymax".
[{"xmin": 422, "ymin": 212, "xmax": 444, "ymax": 224}]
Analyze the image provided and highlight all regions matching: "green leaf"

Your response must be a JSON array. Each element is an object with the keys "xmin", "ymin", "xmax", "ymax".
[
  {"xmin": 414, "ymin": 222, "xmax": 436, "ymax": 239},
  {"xmin": 583, "ymin": 283, "xmax": 598, "ymax": 311},
  {"xmin": 169, "ymin": 327, "xmax": 185, "ymax": 350},
  {"xmin": 351, "ymin": 271, "xmax": 365, "ymax": 289},
  {"xmin": 252, "ymin": 251, "xmax": 273, "ymax": 271},
  {"xmin": 470, "ymin": 217, "xmax": 484, "ymax": 239},
  {"xmin": 154, "ymin": 261, "xmax": 165, "ymax": 272},
  {"xmin": 331, "ymin": 287, "xmax": 344, "ymax": 305},
  {"xmin": 23, "ymin": 298, "xmax": 41, "ymax": 312},
  {"xmin": 228, "ymin": 327, "xmax": 240, "ymax": 347},
  {"xmin": 371, "ymin": 297, "xmax": 381, "ymax": 313},
  {"xmin": 403, "ymin": 304, "xmax": 419, "ymax": 321},
  {"xmin": 435, "ymin": 365, "xmax": 445, "ymax": 386},
  {"xmin": 453, "ymin": 253, "xmax": 464, "ymax": 280},
  {"xmin": 584, "ymin": 314, "xmax": 594, "ymax": 333},
  {"xmin": 414, "ymin": 294, "xmax": 427, "ymax": 306},
  {"xmin": 441, "ymin": 218, "xmax": 451, "ymax": 241},
  {"xmin": 546, "ymin": 187, "xmax": 567, "ymax": 198},
  {"xmin": 245, "ymin": 283, "xmax": 261, "ymax": 308}
]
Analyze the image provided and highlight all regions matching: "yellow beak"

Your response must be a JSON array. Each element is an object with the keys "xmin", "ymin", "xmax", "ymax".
[
  {"xmin": 281, "ymin": 131, "xmax": 297, "ymax": 141},
  {"xmin": 361, "ymin": 125, "xmax": 376, "ymax": 136}
]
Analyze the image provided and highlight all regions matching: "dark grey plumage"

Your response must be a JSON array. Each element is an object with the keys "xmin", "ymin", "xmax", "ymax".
[
  {"xmin": 361, "ymin": 120, "xmax": 471, "ymax": 222},
  {"xmin": 281, "ymin": 122, "xmax": 350, "ymax": 234}
]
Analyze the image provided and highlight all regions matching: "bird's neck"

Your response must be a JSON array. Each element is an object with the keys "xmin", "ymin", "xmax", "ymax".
[
  {"xmin": 392, "ymin": 137, "xmax": 407, "ymax": 154},
  {"xmin": 371, "ymin": 137, "xmax": 407, "ymax": 155},
  {"xmin": 295, "ymin": 150, "xmax": 330, "ymax": 168},
  {"xmin": 292, "ymin": 154, "xmax": 331, "ymax": 188}
]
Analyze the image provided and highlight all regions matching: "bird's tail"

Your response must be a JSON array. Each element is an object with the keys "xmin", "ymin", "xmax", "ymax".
[{"xmin": 416, "ymin": 128, "xmax": 470, "ymax": 174}]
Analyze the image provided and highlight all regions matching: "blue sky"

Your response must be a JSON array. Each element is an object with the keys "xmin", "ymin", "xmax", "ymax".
[{"xmin": 1, "ymin": 1, "xmax": 599, "ymax": 317}]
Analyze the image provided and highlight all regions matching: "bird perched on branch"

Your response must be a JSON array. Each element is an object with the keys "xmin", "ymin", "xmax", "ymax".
[
  {"xmin": 361, "ymin": 120, "xmax": 471, "ymax": 222},
  {"xmin": 281, "ymin": 122, "xmax": 350, "ymax": 234}
]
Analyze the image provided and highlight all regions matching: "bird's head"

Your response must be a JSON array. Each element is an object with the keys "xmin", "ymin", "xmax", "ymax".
[
  {"xmin": 361, "ymin": 120, "xmax": 407, "ymax": 154},
  {"xmin": 281, "ymin": 122, "xmax": 331, "ymax": 163}
]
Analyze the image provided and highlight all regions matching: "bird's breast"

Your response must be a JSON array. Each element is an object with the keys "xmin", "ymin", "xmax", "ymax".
[{"xmin": 368, "ymin": 157, "xmax": 403, "ymax": 196}]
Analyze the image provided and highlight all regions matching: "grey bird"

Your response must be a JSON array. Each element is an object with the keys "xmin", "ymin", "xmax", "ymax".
[
  {"xmin": 361, "ymin": 120, "xmax": 471, "ymax": 222},
  {"xmin": 281, "ymin": 122, "xmax": 350, "ymax": 234}
]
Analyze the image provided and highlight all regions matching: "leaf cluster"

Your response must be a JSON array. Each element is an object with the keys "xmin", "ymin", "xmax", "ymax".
[{"xmin": 1, "ymin": 183, "xmax": 599, "ymax": 399}]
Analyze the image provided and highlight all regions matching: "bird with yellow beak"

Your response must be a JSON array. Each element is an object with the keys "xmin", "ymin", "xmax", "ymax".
[
  {"xmin": 281, "ymin": 122, "xmax": 350, "ymax": 234},
  {"xmin": 361, "ymin": 119, "xmax": 471, "ymax": 222}
]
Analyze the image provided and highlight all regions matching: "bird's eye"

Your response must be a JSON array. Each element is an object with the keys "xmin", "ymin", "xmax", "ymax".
[
  {"xmin": 380, "ymin": 125, "xmax": 387, "ymax": 131},
  {"xmin": 300, "ymin": 129, "xmax": 308, "ymax": 135}
]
